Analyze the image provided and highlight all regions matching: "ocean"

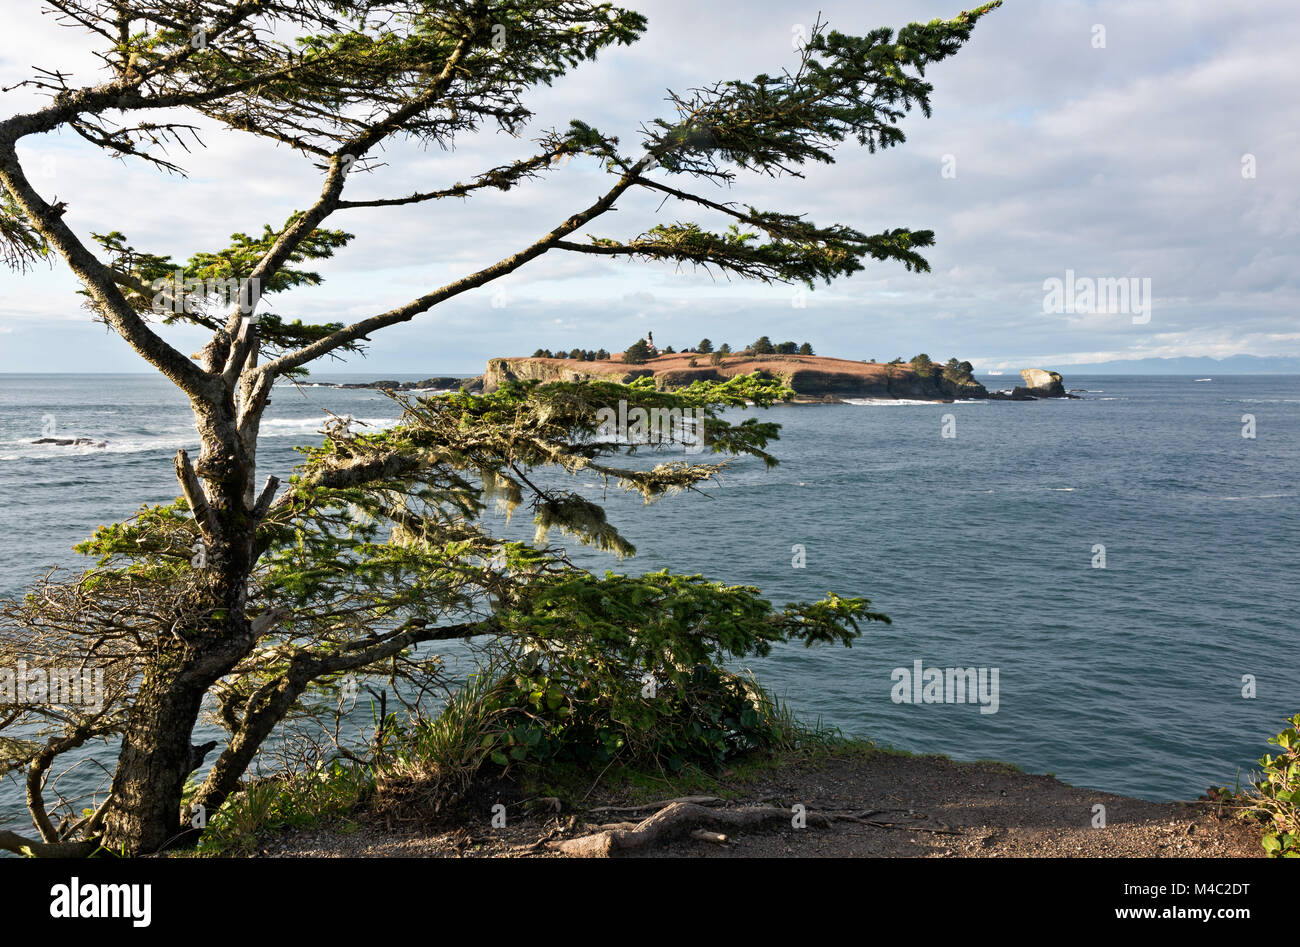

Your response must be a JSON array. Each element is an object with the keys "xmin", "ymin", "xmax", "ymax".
[{"xmin": 1, "ymin": 371, "xmax": 1296, "ymax": 830}]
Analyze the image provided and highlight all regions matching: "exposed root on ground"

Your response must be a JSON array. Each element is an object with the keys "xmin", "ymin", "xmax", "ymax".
[
  {"xmin": 541, "ymin": 798, "xmax": 963, "ymax": 856},
  {"xmin": 547, "ymin": 800, "xmax": 829, "ymax": 857}
]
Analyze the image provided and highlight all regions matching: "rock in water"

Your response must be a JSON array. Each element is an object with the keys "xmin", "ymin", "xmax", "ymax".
[
  {"xmin": 1019, "ymin": 368, "xmax": 1066, "ymax": 397},
  {"xmin": 32, "ymin": 437, "xmax": 108, "ymax": 448}
]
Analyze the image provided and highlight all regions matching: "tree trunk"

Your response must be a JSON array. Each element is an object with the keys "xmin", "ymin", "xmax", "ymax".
[
  {"xmin": 100, "ymin": 657, "xmax": 210, "ymax": 854},
  {"xmin": 102, "ymin": 392, "xmax": 262, "ymax": 854}
]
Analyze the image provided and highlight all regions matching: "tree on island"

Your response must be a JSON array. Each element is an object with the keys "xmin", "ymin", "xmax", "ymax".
[
  {"xmin": 697, "ymin": 338, "xmax": 714, "ymax": 354},
  {"xmin": 799, "ymin": 342, "xmax": 815, "ymax": 356},
  {"xmin": 622, "ymin": 338, "xmax": 652, "ymax": 364},
  {"xmin": 750, "ymin": 336, "xmax": 776, "ymax": 355},
  {"xmin": 0, "ymin": 0, "xmax": 997, "ymax": 856},
  {"xmin": 943, "ymin": 357, "xmax": 975, "ymax": 384}
]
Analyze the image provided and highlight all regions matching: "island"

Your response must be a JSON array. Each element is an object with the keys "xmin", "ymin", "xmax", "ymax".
[{"xmin": 478, "ymin": 351, "xmax": 1072, "ymax": 403}]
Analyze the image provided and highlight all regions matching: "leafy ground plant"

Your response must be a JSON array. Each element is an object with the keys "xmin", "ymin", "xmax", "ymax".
[
  {"xmin": 1244, "ymin": 714, "xmax": 1299, "ymax": 857},
  {"xmin": 1207, "ymin": 713, "xmax": 1300, "ymax": 857}
]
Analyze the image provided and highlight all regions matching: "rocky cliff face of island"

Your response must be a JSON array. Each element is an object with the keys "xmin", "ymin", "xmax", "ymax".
[{"xmin": 483, "ymin": 357, "xmax": 632, "ymax": 390}]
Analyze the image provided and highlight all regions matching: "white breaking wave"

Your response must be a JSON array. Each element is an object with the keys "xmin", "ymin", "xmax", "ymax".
[
  {"xmin": 0, "ymin": 415, "xmax": 402, "ymax": 461},
  {"xmin": 0, "ymin": 433, "xmax": 197, "ymax": 462}
]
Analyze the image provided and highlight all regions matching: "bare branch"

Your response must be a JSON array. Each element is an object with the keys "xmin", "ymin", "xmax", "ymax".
[
  {"xmin": 257, "ymin": 161, "xmax": 648, "ymax": 378},
  {"xmin": 174, "ymin": 449, "xmax": 220, "ymax": 542},
  {"xmin": 252, "ymin": 476, "xmax": 281, "ymax": 520}
]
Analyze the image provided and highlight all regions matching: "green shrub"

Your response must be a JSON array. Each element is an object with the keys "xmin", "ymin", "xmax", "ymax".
[
  {"xmin": 485, "ymin": 655, "xmax": 779, "ymax": 773},
  {"xmin": 472, "ymin": 570, "xmax": 881, "ymax": 775},
  {"xmin": 1243, "ymin": 714, "xmax": 1300, "ymax": 857}
]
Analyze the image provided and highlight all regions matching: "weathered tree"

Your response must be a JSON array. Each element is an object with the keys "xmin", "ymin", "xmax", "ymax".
[{"xmin": 0, "ymin": 0, "xmax": 998, "ymax": 854}]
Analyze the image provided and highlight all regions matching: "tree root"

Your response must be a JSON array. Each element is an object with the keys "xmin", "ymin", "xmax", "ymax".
[
  {"xmin": 545, "ymin": 800, "xmax": 962, "ymax": 856},
  {"xmin": 549, "ymin": 802, "xmax": 830, "ymax": 857},
  {"xmin": 0, "ymin": 829, "xmax": 102, "ymax": 858}
]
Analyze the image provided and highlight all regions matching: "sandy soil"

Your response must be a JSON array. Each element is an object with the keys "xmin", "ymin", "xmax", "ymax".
[{"xmin": 258, "ymin": 751, "xmax": 1261, "ymax": 858}]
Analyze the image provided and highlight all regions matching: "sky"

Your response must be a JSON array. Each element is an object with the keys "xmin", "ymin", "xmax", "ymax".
[{"xmin": 0, "ymin": 0, "xmax": 1296, "ymax": 375}]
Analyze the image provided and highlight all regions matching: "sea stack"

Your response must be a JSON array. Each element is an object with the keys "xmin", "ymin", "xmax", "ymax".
[{"xmin": 1019, "ymin": 368, "xmax": 1067, "ymax": 398}]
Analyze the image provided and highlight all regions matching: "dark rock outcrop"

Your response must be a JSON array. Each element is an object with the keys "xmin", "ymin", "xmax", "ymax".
[
  {"xmin": 985, "ymin": 369, "xmax": 1077, "ymax": 400},
  {"xmin": 336, "ymin": 376, "xmax": 474, "ymax": 391},
  {"xmin": 32, "ymin": 437, "xmax": 108, "ymax": 448}
]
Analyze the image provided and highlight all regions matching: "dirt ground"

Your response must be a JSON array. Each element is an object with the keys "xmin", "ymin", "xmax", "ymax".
[{"xmin": 258, "ymin": 750, "xmax": 1262, "ymax": 858}]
